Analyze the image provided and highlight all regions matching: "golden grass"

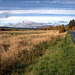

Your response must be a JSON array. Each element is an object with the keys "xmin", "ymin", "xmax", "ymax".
[{"xmin": 0, "ymin": 30, "xmax": 67, "ymax": 68}]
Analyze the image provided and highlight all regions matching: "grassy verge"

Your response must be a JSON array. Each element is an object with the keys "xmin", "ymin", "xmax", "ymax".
[{"xmin": 24, "ymin": 32, "xmax": 75, "ymax": 75}]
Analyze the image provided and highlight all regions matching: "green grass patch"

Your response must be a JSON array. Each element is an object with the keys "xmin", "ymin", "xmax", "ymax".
[{"xmin": 26, "ymin": 33, "xmax": 75, "ymax": 75}]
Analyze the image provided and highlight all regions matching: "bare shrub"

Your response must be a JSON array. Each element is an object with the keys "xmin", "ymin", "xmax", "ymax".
[
  {"xmin": 59, "ymin": 28, "xmax": 66, "ymax": 33},
  {"xmin": 72, "ymin": 26, "xmax": 75, "ymax": 30}
]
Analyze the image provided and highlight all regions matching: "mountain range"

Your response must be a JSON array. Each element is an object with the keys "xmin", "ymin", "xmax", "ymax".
[{"xmin": 0, "ymin": 20, "xmax": 68, "ymax": 28}]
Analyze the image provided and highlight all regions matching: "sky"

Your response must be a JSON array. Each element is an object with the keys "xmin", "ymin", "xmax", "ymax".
[{"xmin": 0, "ymin": 0, "xmax": 75, "ymax": 26}]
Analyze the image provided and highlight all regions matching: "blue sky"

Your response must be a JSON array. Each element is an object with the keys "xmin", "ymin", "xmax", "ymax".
[{"xmin": 0, "ymin": 0, "xmax": 75, "ymax": 25}]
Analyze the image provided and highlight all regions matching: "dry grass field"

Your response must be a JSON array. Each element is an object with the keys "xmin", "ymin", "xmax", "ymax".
[{"xmin": 0, "ymin": 30, "xmax": 67, "ymax": 74}]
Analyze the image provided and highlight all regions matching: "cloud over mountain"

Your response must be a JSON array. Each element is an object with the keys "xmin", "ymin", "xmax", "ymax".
[
  {"xmin": 3, "ymin": 20, "xmax": 68, "ymax": 28},
  {"xmin": 5, "ymin": 20, "xmax": 52, "ymax": 28}
]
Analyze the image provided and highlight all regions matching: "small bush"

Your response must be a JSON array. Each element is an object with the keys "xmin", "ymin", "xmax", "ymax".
[
  {"xmin": 59, "ymin": 28, "xmax": 66, "ymax": 33},
  {"xmin": 72, "ymin": 26, "xmax": 75, "ymax": 30}
]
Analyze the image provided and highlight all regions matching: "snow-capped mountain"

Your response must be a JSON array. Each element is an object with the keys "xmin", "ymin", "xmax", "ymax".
[
  {"xmin": 4, "ymin": 20, "xmax": 52, "ymax": 28},
  {"xmin": 2, "ymin": 20, "xmax": 68, "ymax": 28}
]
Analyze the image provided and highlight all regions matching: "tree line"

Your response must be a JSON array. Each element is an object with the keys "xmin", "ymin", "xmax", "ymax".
[
  {"xmin": 40, "ymin": 19, "xmax": 75, "ymax": 33},
  {"xmin": 0, "ymin": 27, "xmax": 18, "ymax": 31}
]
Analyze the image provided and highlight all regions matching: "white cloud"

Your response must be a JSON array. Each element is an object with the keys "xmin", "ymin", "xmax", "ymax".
[
  {"xmin": 0, "ymin": 16, "xmax": 75, "ymax": 24},
  {"xmin": 22, "ymin": 1, "xmax": 40, "ymax": 3},
  {"xmin": 0, "ymin": 9, "xmax": 75, "ymax": 15},
  {"xmin": 0, "ymin": 0, "xmax": 75, "ymax": 4},
  {"xmin": 47, "ymin": 0, "xmax": 75, "ymax": 4},
  {"xmin": 0, "ymin": 12, "xmax": 10, "ymax": 19},
  {"xmin": 21, "ymin": 0, "xmax": 75, "ymax": 4},
  {"xmin": 0, "ymin": 25, "xmax": 4, "ymax": 26},
  {"xmin": 36, "ymin": 1, "xmax": 40, "ymax": 3},
  {"xmin": 0, "ymin": 0, "xmax": 2, "ymax": 2}
]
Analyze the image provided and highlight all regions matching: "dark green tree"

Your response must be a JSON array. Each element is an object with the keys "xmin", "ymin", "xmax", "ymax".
[{"xmin": 69, "ymin": 19, "xmax": 75, "ymax": 28}]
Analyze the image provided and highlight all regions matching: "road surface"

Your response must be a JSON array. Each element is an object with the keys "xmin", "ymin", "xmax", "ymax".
[{"xmin": 69, "ymin": 31, "xmax": 75, "ymax": 43}]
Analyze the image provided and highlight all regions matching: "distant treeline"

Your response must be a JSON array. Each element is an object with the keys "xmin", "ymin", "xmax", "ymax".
[
  {"xmin": 0, "ymin": 27, "xmax": 18, "ymax": 31},
  {"xmin": 40, "ymin": 19, "xmax": 75, "ymax": 33},
  {"xmin": 0, "ymin": 27, "xmax": 39, "ymax": 31}
]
